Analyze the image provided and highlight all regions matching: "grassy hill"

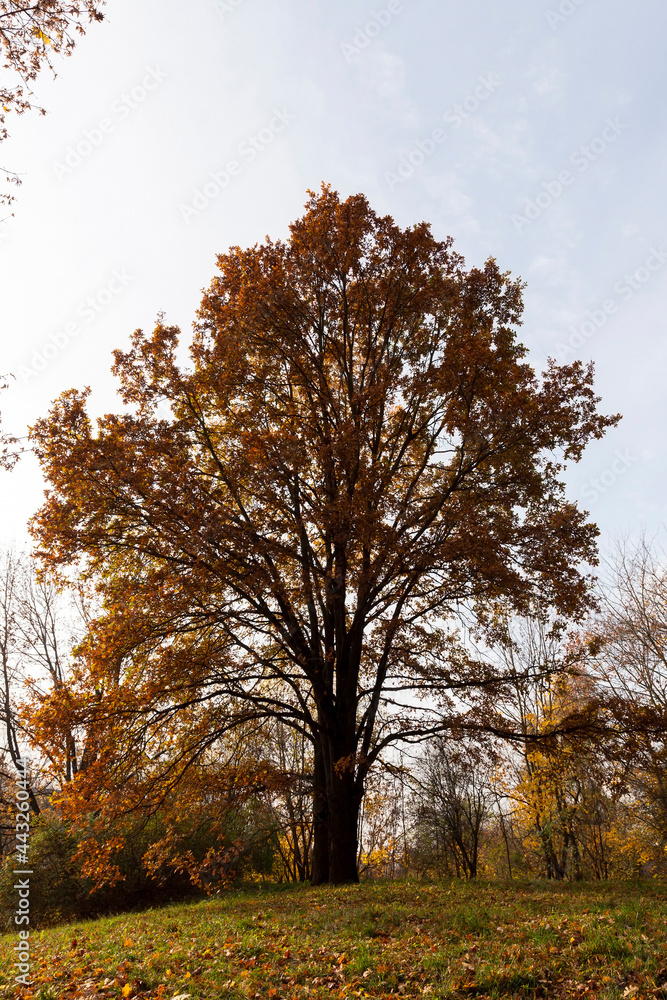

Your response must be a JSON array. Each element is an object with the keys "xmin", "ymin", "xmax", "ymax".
[{"xmin": 1, "ymin": 879, "xmax": 666, "ymax": 999}]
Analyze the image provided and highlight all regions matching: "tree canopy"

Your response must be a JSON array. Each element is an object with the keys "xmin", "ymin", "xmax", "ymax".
[{"xmin": 30, "ymin": 185, "xmax": 619, "ymax": 883}]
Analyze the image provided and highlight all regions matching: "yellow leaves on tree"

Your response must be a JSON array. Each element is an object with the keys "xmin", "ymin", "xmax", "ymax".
[{"xmin": 30, "ymin": 185, "xmax": 619, "ymax": 884}]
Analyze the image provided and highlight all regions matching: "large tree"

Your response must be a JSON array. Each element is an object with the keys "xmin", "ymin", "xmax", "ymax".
[{"xmin": 30, "ymin": 186, "xmax": 618, "ymax": 883}]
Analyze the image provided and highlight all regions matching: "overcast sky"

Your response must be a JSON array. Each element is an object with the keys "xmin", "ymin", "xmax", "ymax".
[{"xmin": 0, "ymin": 0, "xmax": 665, "ymax": 562}]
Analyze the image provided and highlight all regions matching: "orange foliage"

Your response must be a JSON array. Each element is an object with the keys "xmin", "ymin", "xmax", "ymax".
[{"xmin": 29, "ymin": 185, "xmax": 618, "ymax": 884}]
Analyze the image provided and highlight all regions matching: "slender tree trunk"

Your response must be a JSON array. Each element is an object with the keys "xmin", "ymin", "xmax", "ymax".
[
  {"xmin": 567, "ymin": 828, "xmax": 583, "ymax": 881},
  {"xmin": 496, "ymin": 795, "xmax": 513, "ymax": 878}
]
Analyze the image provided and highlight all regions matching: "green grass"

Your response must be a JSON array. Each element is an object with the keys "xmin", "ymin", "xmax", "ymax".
[{"xmin": 1, "ymin": 879, "xmax": 667, "ymax": 999}]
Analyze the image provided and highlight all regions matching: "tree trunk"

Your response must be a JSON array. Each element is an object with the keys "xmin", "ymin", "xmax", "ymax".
[{"xmin": 328, "ymin": 766, "xmax": 361, "ymax": 884}]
